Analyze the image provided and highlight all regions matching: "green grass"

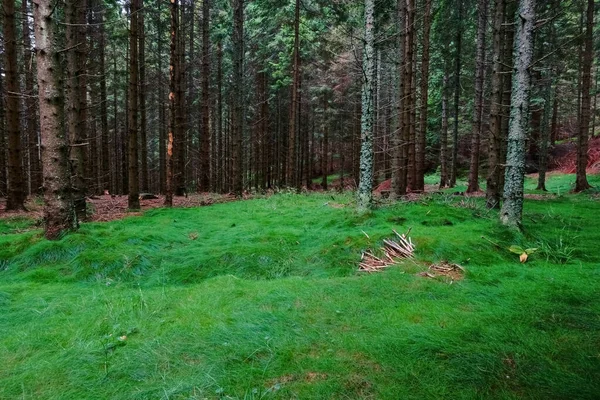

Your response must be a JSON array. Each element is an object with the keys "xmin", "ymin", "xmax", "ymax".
[{"xmin": 0, "ymin": 175, "xmax": 599, "ymax": 399}]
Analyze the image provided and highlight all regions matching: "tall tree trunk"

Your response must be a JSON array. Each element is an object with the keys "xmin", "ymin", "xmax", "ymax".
[
  {"xmin": 165, "ymin": 0, "xmax": 180, "ymax": 206},
  {"xmin": 500, "ymin": 0, "xmax": 536, "ymax": 228},
  {"xmin": 467, "ymin": 0, "xmax": 489, "ymax": 193},
  {"xmin": 287, "ymin": 0, "xmax": 300, "ymax": 187},
  {"xmin": 391, "ymin": 0, "xmax": 406, "ymax": 198},
  {"xmin": 440, "ymin": 71, "xmax": 450, "ymax": 188},
  {"xmin": 66, "ymin": 0, "xmax": 88, "ymax": 219},
  {"xmin": 128, "ymin": 0, "xmax": 140, "ymax": 209},
  {"xmin": 157, "ymin": 0, "xmax": 166, "ymax": 194},
  {"xmin": 415, "ymin": 0, "xmax": 432, "ymax": 192},
  {"xmin": 574, "ymin": 0, "xmax": 594, "ymax": 191},
  {"xmin": 357, "ymin": 0, "xmax": 375, "ymax": 212},
  {"xmin": 34, "ymin": 0, "xmax": 77, "ymax": 239},
  {"xmin": 98, "ymin": 0, "xmax": 110, "ymax": 193},
  {"xmin": 537, "ymin": 75, "xmax": 555, "ymax": 191},
  {"xmin": 0, "ymin": 56, "xmax": 5, "ymax": 197},
  {"xmin": 485, "ymin": 0, "xmax": 505, "ymax": 208},
  {"xmin": 450, "ymin": 0, "xmax": 463, "ymax": 187},
  {"xmin": 231, "ymin": 0, "xmax": 244, "ymax": 196},
  {"xmin": 4, "ymin": 0, "xmax": 26, "ymax": 210},
  {"xmin": 22, "ymin": 0, "xmax": 42, "ymax": 196},
  {"xmin": 139, "ymin": 0, "xmax": 149, "ymax": 192},
  {"xmin": 406, "ymin": 0, "xmax": 416, "ymax": 190},
  {"xmin": 216, "ymin": 40, "xmax": 223, "ymax": 193},
  {"xmin": 322, "ymin": 92, "xmax": 329, "ymax": 190},
  {"xmin": 199, "ymin": 0, "xmax": 211, "ymax": 191}
]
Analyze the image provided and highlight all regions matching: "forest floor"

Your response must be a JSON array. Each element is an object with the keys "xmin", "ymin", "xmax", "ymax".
[{"xmin": 0, "ymin": 173, "xmax": 599, "ymax": 399}]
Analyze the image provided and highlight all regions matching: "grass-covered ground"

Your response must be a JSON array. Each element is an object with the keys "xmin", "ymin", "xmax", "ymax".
[{"xmin": 0, "ymin": 174, "xmax": 599, "ymax": 399}]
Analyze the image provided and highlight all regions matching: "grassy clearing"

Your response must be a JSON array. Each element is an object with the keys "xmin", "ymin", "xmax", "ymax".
[{"xmin": 0, "ymin": 174, "xmax": 599, "ymax": 399}]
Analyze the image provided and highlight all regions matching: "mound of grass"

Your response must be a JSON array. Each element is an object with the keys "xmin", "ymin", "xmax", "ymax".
[{"xmin": 0, "ymin": 175, "xmax": 599, "ymax": 399}]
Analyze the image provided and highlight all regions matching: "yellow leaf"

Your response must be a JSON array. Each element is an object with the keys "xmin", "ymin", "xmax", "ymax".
[{"xmin": 519, "ymin": 253, "xmax": 528, "ymax": 263}]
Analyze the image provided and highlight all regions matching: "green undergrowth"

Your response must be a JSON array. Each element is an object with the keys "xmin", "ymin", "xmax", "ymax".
[{"xmin": 0, "ymin": 175, "xmax": 599, "ymax": 399}]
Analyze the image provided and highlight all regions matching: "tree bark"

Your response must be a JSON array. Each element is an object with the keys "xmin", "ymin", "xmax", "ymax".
[
  {"xmin": 139, "ymin": 0, "xmax": 149, "ymax": 192},
  {"xmin": 22, "ymin": 0, "xmax": 42, "ymax": 196},
  {"xmin": 537, "ymin": 76, "xmax": 555, "ymax": 191},
  {"xmin": 231, "ymin": 0, "xmax": 244, "ymax": 196},
  {"xmin": 357, "ymin": 0, "xmax": 375, "ymax": 212},
  {"xmin": 33, "ymin": 0, "xmax": 77, "ymax": 239},
  {"xmin": 467, "ymin": 0, "xmax": 489, "ymax": 193},
  {"xmin": 128, "ymin": 0, "xmax": 140, "ymax": 209},
  {"xmin": 66, "ymin": 0, "xmax": 88, "ymax": 219},
  {"xmin": 415, "ymin": 0, "xmax": 432, "ymax": 192},
  {"xmin": 199, "ymin": 0, "xmax": 211, "ymax": 192},
  {"xmin": 98, "ymin": 0, "xmax": 110, "ymax": 193},
  {"xmin": 500, "ymin": 0, "xmax": 536, "ymax": 228},
  {"xmin": 4, "ymin": 0, "xmax": 26, "ymax": 210},
  {"xmin": 287, "ymin": 0, "xmax": 301, "ymax": 188},
  {"xmin": 450, "ymin": 0, "xmax": 463, "ymax": 187},
  {"xmin": 440, "ymin": 71, "xmax": 450, "ymax": 188},
  {"xmin": 165, "ymin": 0, "xmax": 180, "ymax": 206},
  {"xmin": 0, "ymin": 55, "xmax": 5, "ymax": 197},
  {"xmin": 485, "ymin": 0, "xmax": 505, "ymax": 208},
  {"xmin": 391, "ymin": 0, "xmax": 406, "ymax": 198},
  {"xmin": 574, "ymin": 0, "xmax": 594, "ymax": 192}
]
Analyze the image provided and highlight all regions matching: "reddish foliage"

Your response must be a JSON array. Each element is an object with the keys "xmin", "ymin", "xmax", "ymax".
[{"xmin": 550, "ymin": 137, "xmax": 600, "ymax": 174}]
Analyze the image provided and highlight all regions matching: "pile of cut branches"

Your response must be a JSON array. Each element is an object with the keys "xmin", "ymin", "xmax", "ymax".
[{"xmin": 359, "ymin": 229, "xmax": 415, "ymax": 273}]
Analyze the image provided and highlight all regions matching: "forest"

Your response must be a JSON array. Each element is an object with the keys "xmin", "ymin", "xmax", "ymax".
[{"xmin": 1, "ymin": 0, "xmax": 599, "ymax": 398}]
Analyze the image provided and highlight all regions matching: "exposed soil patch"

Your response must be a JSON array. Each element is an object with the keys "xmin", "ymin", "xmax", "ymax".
[
  {"xmin": 418, "ymin": 261, "xmax": 465, "ymax": 282},
  {"xmin": 0, "ymin": 193, "xmax": 237, "ymax": 224}
]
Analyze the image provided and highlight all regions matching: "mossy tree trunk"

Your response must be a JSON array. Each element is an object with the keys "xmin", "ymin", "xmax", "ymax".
[
  {"xmin": 34, "ymin": 0, "xmax": 77, "ymax": 239},
  {"xmin": 500, "ymin": 0, "xmax": 535, "ymax": 228},
  {"xmin": 357, "ymin": 0, "xmax": 375, "ymax": 212}
]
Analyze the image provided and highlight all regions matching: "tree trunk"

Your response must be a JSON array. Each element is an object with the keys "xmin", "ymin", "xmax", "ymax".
[
  {"xmin": 4, "ymin": 0, "xmax": 26, "ymax": 210},
  {"xmin": 391, "ymin": 0, "xmax": 406, "ymax": 198},
  {"xmin": 22, "ymin": 0, "xmax": 42, "ymax": 196},
  {"xmin": 450, "ymin": 0, "xmax": 463, "ymax": 187},
  {"xmin": 500, "ymin": 0, "xmax": 536, "ymax": 228},
  {"xmin": 415, "ymin": 0, "xmax": 432, "ymax": 192},
  {"xmin": 139, "ymin": 0, "xmax": 149, "ymax": 192},
  {"xmin": 467, "ymin": 0, "xmax": 489, "ymax": 193},
  {"xmin": 357, "ymin": 0, "xmax": 375, "ymax": 212},
  {"xmin": 128, "ymin": 0, "xmax": 140, "ymax": 209},
  {"xmin": 157, "ymin": 0, "xmax": 166, "ymax": 194},
  {"xmin": 66, "ymin": 0, "xmax": 88, "ymax": 219},
  {"xmin": 0, "ymin": 56, "xmax": 5, "ymax": 197},
  {"xmin": 485, "ymin": 0, "xmax": 505, "ymax": 208},
  {"xmin": 98, "ymin": 0, "xmax": 110, "ymax": 193},
  {"xmin": 574, "ymin": 0, "xmax": 593, "ymax": 192},
  {"xmin": 34, "ymin": 0, "xmax": 77, "ymax": 239},
  {"xmin": 287, "ymin": 0, "xmax": 301, "ymax": 188},
  {"xmin": 231, "ymin": 0, "xmax": 244, "ymax": 196},
  {"xmin": 440, "ymin": 71, "xmax": 450, "ymax": 188},
  {"xmin": 537, "ymin": 76, "xmax": 555, "ymax": 191},
  {"xmin": 322, "ymin": 92, "xmax": 329, "ymax": 190},
  {"xmin": 199, "ymin": 0, "xmax": 211, "ymax": 192},
  {"xmin": 165, "ymin": 0, "xmax": 180, "ymax": 206},
  {"xmin": 406, "ymin": 0, "xmax": 416, "ymax": 190}
]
